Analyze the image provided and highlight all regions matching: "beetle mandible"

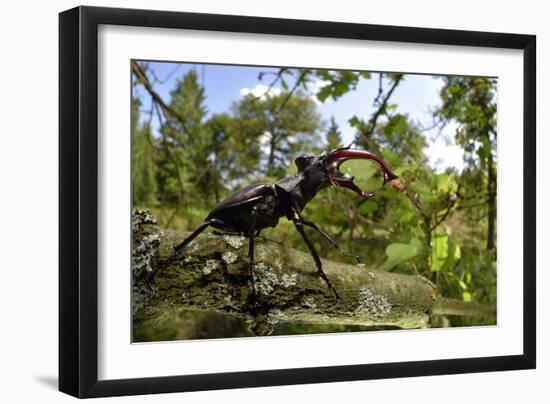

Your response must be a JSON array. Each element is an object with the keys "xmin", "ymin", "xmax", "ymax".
[{"xmin": 173, "ymin": 146, "xmax": 397, "ymax": 300}]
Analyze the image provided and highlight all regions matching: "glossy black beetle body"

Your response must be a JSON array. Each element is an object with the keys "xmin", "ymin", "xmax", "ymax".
[{"xmin": 173, "ymin": 147, "xmax": 397, "ymax": 299}]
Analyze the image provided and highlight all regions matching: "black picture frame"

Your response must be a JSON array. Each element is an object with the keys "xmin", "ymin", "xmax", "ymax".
[{"xmin": 59, "ymin": 5, "xmax": 536, "ymax": 398}]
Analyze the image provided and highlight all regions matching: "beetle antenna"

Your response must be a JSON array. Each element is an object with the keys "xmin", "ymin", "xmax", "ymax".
[
  {"xmin": 333, "ymin": 140, "xmax": 355, "ymax": 153},
  {"xmin": 344, "ymin": 140, "xmax": 356, "ymax": 149}
]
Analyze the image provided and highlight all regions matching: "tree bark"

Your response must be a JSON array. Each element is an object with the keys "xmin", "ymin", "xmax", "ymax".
[{"xmin": 132, "ymin": 210, "xmax": 496, "ymax": 341}]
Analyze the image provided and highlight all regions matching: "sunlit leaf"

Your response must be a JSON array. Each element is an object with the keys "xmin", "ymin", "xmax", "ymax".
[
  {"xmin": 430, "ymin": 233, "xmax": 448, "ymax": 272},
  {"xmin": 454, "ymin": 244, "xmax": 462, "ymax": 260}
]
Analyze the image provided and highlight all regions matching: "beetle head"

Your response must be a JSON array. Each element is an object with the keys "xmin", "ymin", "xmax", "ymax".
[
  {"xmin": 325, "ymin": 147, "xmax": 398, "ymax": 199},
  {"xmin": 292, "ymin": 153, "xmax": 330, "ymax": 198},
  {"xmin": 294, "ymin": 154, "xmax": 317, "ymax": 173}
]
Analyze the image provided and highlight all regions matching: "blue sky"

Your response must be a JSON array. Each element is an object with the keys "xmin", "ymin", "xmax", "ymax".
[{"xmin": 133, "ymin": 61, "xmax": 464, "ymax": 172}]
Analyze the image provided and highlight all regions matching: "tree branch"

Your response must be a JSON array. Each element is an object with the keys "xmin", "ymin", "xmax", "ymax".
[
  {"xmin": 132, "ymin": 210, "xmax": 496, "ymax": 339},
  {"xmin": 275, "ymin": 69, "xmax": 310, "ymax": 115},
  {"xmin": 132, "ymin": 61, "xmax": 193, "ymax": 137},
  {"xmin": 362, "ymin": 74, "xmax": 403, "ymax": 139},
  {"xmin": 390, "ymin": 178, "xmax": 430, "ymax": 220},
  {"xmin": 430, "ymin": 195, "xmax": 458, "ymax": 232},
  {"xmin": 251, "ymin": 67, "xmax": 289, "ymax": 101}
]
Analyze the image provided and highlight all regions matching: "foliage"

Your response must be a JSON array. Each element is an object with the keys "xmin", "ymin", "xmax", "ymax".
[
  {"xmin": 326, "ymin": 116, "xmax": 343, "ymax": 150},
  {"xmin": 156, "ymin": 69, "xmax": 211, "ymax": 206},
  {"xmin": 132, "ymin": 98, "xmax": 158, "ymax": 207},
  {"xmin": 435, "ymin": 77, "xmax": 497, "ymax": 249},
  {"xmin": 314, "ymin": 69, "xmax": 371, "ymax": 102},
  {"xmin": 232, "ymin": 90, "xmax": 322, "ymax": 178}
]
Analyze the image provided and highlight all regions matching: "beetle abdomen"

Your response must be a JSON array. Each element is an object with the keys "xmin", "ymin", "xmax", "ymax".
[
  {"xmin": 207, "ymin": 183, "xmax": 273, "ymax": 218},
  {"xmin": 206, "ymin": 183, "xmax": 287, "ymax": 233}
]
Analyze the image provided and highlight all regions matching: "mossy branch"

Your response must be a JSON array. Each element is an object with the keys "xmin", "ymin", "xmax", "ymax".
[{"xmin": 132, "ymin": 210, "xmax": 496, "ymax": 339}]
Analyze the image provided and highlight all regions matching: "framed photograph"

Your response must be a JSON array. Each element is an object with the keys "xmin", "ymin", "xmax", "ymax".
[{"xmin": 59, "ymin": 6, "xmax": 536, "ymax": 398}]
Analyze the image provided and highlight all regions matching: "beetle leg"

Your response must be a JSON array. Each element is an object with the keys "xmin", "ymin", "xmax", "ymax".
[
  {"xmin": 293, "ymin": 217, "xmax": 340, "ymax": 300},
  {"xmin": 248, "ymin": 206, "xmax": 259, "ymax": 296},
  {"xmin": 301, "ymin": 219, "xmax": 361, "ymax": 264},
  {"xmin": 153, "ymin": 218, "xmax": 224, "ymax": 281},
  {"xmin": 173, "ymin": 218, "xmax": 224, "ymax": 256}
]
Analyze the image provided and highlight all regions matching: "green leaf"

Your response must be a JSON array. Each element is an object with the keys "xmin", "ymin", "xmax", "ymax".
[
  {"xmin": 399, "ymin": 211, "xmax": 415, "ymax": 224},
  {"xmin": 436, "ymin": 173, "xmax": 457, "ymax": 193},
  {"xmin": 280, "ymin": 79, "xmax": 288, "ymax": 90},
  {"xmin": 430, "ymin": 233, "xmax": 448, "ymax": 272},
  {"xmin": 348, "ymin": 116, "xmax": 360, "ymax": 127},
  {"xmin": 454, "ymin": 244, "xmax": 462, "ymax": 260},
  {"xmin": 316, "ymin": 86, "xmax": 331, "ymax": 102},
  {"xmin": 379, "ymin": 239, "xmax": 422, "ymax": 271},
  {"xmin": 358, "ymin": 200, "xmax": 378, "ymax": 215}
]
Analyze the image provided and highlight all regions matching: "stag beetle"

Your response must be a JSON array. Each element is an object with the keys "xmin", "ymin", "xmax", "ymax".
[{"xmin": 173, "ymin": 147, "xmax": 397, "ymax": 300}]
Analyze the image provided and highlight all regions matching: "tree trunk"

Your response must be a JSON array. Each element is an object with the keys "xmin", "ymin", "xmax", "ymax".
[
  {"xmin": 267, "ymin": 133, "xmax": 276, "ymax": 177},
  {"xmin": 486, "ymin": 138, "xmax": 497, "ymax": 250}
]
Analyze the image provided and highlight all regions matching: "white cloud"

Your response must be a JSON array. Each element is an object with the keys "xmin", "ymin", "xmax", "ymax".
[
  {"xmin": 310, "ymin": 79, "xmax": 331, "ymax": 91},
  {"xmin": 240, "ymin": 84, "xmax": 281, "ymax": 100},
  {"xmin": 241, "ymin": 79, "xmax": 332, "ymax": 106},
  {"xmin": 426, "ymin": 129, "xmax": 465, "ymax": 173},
  {"xmin": 339, "ymin": 126, "xmax": 356, "ymax": 146},
  {"xmin": 309, "ymin": 95, "xmax": 322, "ymax": 106}
]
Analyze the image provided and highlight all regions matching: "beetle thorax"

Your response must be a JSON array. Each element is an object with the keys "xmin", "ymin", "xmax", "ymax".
[{"xmin": 293, "ymin": 171, "xmax": 330, "ymax": 211}]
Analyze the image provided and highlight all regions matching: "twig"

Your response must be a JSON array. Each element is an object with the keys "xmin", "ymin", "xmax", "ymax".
[
  {"xmin": 132, "ymin": 61, "xmax": 193, "ymax": 137},
  {"xmin": 365, "ymin": 74, "xmax": 403, "ymax": 137},
  {"xmin": 274, "ymin": 69, "xmax": 310, "ymax": 115},
  {"xmin": 250, "ymin": 68, "xmax": 288, "ymax": 101},
  {"xmin": 149, "ymin": 63, "xmax": 182, "ymax": 85},
  {"xmin": 373, "ymin": 73, "xmax": 384, "ymax": 106},
  {"xmin": 430, "ymin": 197, "xmax": 457, "ymax": 232},
  {"xmin": 391, "ymin": 178, "xmax": 429, "ymax": 220}
]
